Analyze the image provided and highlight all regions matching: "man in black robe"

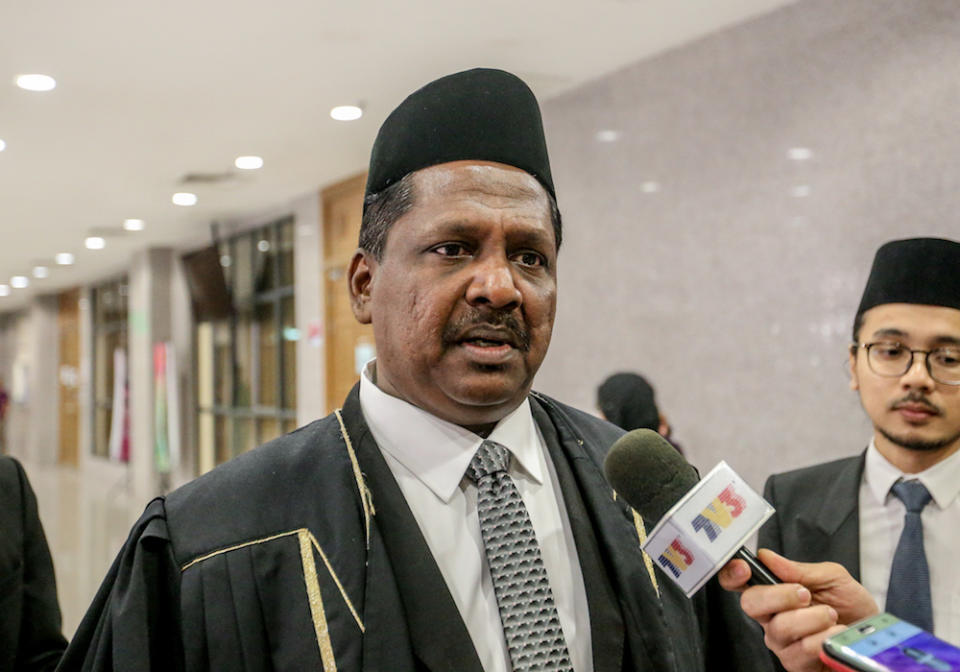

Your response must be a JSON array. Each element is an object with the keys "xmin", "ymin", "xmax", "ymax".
[{"xmin": 58, "ymin": 68, "xmax": 771, "ymax": 672}]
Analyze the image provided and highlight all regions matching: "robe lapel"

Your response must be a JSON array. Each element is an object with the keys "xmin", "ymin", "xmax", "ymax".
[
  {"xmin": 794, "ymin": 454, "xmax": 864, "ymax": 582},
  {"xmin": 340, "ymin": 387, "xmax": 484, "ymax": 672},
  {"xmin": 530, "ymin": 400, "xmax": 625, "ymax": 672},
  {"xmin": 531, "ymin": 393, "xmax": 681, "ymax": 672}
]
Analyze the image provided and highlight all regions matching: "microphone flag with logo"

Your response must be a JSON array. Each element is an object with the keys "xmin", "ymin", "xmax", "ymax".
[{"xmin": 604, "ymin": 429, "xmax": 775, "ymax": 597}]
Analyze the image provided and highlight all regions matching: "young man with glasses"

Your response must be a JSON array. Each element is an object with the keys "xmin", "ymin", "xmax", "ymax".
[{"xmin": 756, "ymin": 237, "xmax": 960, "ymax": 649}]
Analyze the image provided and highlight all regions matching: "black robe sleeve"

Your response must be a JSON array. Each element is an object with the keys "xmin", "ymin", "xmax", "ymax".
[
  {"xmin": 56, "ymin": 498, "xmax": 184, "ymax": 672},
  {"xmin": 1, "ymin": 457, "xmax": 68, "ymax": 672}
]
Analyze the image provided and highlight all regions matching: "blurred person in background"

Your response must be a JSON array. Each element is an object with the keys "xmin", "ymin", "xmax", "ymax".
[
  {"xmin": 0, "ymin": 455, "xmax": 67, "ymax": 671},
  {"xmin": 597, "ymin": 372, "xmax": 682, "ymax": 453}
]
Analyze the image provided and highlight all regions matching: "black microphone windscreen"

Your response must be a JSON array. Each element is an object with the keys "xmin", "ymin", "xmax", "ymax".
[{"xmin": 603, "ymin": 429, "xmax": 700, "ymax": 525}]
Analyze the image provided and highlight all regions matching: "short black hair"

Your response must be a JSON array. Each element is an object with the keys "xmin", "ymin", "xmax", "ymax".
[
  {"xmin": 852, "ymin": 311, "xmax": 865, "ymax": 344},
  {"xmin": 359, "ymin": 173, "xmax": 417, "ymax": 261},
  {"xmin": 358, "ymin": 173, "xmax": 563, "ymax": 261}
]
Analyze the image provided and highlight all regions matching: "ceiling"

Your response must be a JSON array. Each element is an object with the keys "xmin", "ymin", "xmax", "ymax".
[{"xmin": 0, "ymin": 0, "xmax": 797, "ymax": 312}]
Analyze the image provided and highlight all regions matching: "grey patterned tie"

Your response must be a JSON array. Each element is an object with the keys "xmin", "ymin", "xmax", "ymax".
[
  {"xmin": 885, "ymin": 479, "xmax": 934, "ymax": 632},
  {"xmin": 465, "ymin": 440, "xmax": 574, "ymax": 672}
]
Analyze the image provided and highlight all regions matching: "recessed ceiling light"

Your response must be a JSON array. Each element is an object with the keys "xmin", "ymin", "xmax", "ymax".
[
  {"xmin": 0, "ymin": 138, "xmax": 6, "ymax": 152},
  {"xmin": 172, "ymin": 192, "xmax": 198, "ymax": 206},
  {"xmin": 123, "ymin": 218, "xmax": 145, "ymax": 231},
  {"xmin": 791, "ymin": 185, "xmax": 811, "ymax": 198},
  {"xmin": 55, "ymin": 252, "xmax": 74, "ymax": 265},
  {"xmin": 787, "ymin": 147, "xmax": 813, "ymax": 161},
  {"xmin": 33, "ymin": 266, "xmax": 49, "ymax": 279},
  {"xmin": 330, "ymin": 105, "xmax": 363, "ymax": 121},
  {"xmin": 235, "ymin": 155, "xmax": 264, "ymax": 170},
  {"xmin": 0, "ymin": 285, "xmax": 9, "ymax": 297},
  {"xmin": 640, "ymin": 181, "xmax": 661, "ymax": 194},
  {"xmin": 257, "ymin": 239, "xmax": 271, "ymax": 252},
  {"xmin": 219, "ymin": 254, "xmax": 232, "ymax": 268},
  {"xmin": 595, "ymin": 130, "xmax": 621, "ymax": 143},
  {"xmin": 11, "ymin": 275, "xmax": 29, "ymax": 289},
  {"xmin": 16, "ymin": 74, "xmax": 57, "ymax": 92},
  {"xmin": 85, "ymin": 236, "xmax": 106, "ymax": 250}
]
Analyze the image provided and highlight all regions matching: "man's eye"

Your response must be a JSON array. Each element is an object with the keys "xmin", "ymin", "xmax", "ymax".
[
  {"xmin": 932, "ymin": 348, "xmax": 960, "ymax": 368},
  {"xmin": 512, "ymin": 251, "xmax": 545, "ymax": 267},
  {"xmin": 432, "ymin": 243, "xmax": 469, "ymax": 257},
  {"xmin": 874, "ymin": 343, "xmax": 905, "ymax": 359}
]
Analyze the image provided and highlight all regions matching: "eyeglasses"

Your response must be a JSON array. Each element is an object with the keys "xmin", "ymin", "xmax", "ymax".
[{"xmin": 856, "ymin": 341, "xmax": 960, "ymax": 385}]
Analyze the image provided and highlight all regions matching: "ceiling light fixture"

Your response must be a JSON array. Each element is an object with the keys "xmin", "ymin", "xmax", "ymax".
[
  {"xmin": 33, "ymin": 266, "xmax": 49, "ymax": 279},
  {"xmin": 123, "ymin": 218, "xmax": 145, "ymax": 231},
  {"xmin": 0, "ymin": 285, "xmax": 9, "ymax": 297},
  {"xmin": 595, "ymin": 130, "xmax": 621, "ymax": 143},
  {"xmin": 172, "ymin": 192, "xmax": 198, "ymax": 206},
  {"xmin": 640, "ymin": 181, "xmax": 661, "ymax": 194},
  {"xmin": 0, "ymin": 138, "xmax": 6, "ymax": 152},
  {"xmin": 16, "ymin": 74, "xmax": 57, "ymax": 92},
  {"xmin": 11, "ymin": 275, "xmax": 29, "ymax": 289},
  {"xmin": 55, "ymin": 252, "xmax": 74, "ymax": 265},
  {"xmin": 791, "ymin": 185, "xmax": 811, "ymax": 198},
  {"xmin": 235, "ymin": 155, "xmax": 264, "ymax": 170},
  {"xmin": 85, "ymin": 236, "xmax": 106, "ymax": 250},
  {"xmin": 787, "ymin": 147, "xmax": 813, "ymax": 161},
  {"xmin": 330, "ymin": 105, "xmax": 363, "ymax": 121}
]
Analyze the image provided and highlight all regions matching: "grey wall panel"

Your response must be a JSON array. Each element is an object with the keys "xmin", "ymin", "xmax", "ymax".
[{"xmin": 536, "ymin": 0, "xmax": 960, "ymax": 490}]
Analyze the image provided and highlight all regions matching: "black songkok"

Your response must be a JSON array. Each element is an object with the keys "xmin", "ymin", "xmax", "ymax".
[
  {"xmin": 857, "ymin": 237, "xmax": 960, "ymax": 315},
  {"xmin": 364, "ymin": 68, "xmax": 555, "ymax": 208}
]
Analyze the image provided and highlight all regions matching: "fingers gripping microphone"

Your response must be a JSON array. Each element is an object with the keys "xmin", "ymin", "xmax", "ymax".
[{"xmin": 603, "ymin": 429, "xmax": 779, "ymax": 588}]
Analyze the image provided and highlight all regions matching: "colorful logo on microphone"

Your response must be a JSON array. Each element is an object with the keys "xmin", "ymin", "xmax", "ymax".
[
  {"xmin": 642, "ymin": 462, "xmax": 774, "ymax": 597},
  {"xmin": 690, "ymin": 484, "xmax": 746, "ymax": 542},
  {"xmin": 657, "ymin": 538, "xmax": 695, "ymax": 578}
]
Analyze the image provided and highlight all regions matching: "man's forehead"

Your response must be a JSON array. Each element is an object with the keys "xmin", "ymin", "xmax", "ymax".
[
  {"xmin": 412, "ymin": 161, "xmax": 549, "ymax": 202},
  {"xmin": 863, "ymin": 303, "xmax": 960, "ymax": 335}
]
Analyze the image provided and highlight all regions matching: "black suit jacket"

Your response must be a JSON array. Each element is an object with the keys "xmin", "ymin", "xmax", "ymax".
[
  {"xmin": 757, "ymin": 453, "xmax": 865, "ymax": 581},
  {"xmin": 0, "ymin": 456, "xmax": 67, "ymax": 672}
]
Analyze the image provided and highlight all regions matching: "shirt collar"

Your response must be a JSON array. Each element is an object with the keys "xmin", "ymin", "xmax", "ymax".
[
  {"xmin": 864, "ymin": 438, "xmax": 960, "ymax": 510},
  {"xmin": 358, "ymin": 360, "xmax": 544, "ymax": 504}
]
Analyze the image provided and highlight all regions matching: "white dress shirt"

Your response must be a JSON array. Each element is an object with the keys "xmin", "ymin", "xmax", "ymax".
[
  {"xmin": 859, "ymin": 440, "xmax": 960, "ymax": 642},
  {"xmin": 359, "ymin": 362, "xmax": 593, "ymax": 672}
]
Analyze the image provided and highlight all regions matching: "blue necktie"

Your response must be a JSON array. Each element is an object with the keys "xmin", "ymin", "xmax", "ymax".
[
  {"xmin": 885, "ymin": 479, "xmax": 934, "ymax": 633},
  {"xmin": 466, "ymin": 440, "xmax": 573, "ymax": 672}
]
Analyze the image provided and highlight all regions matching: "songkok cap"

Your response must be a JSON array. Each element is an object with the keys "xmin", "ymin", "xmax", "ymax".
[
  {"xmin": 857, "ymin": 237, "xmax": 960, "ymax": 315},
  {"xmin": 364, "ymin": 68, "xmax": 555, "ymax": 209}
]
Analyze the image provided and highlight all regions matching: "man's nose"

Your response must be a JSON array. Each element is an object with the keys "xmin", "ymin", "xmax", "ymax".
[
  {"xmin": 901, "ymin": 352, "xmax": 936, "ymax": 390},
  {"xmin": 465, "ymin": 256, "xmax": 522, "ymax": 310}
]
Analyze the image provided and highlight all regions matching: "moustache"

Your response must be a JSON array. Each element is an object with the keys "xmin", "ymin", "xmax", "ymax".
[
  {"xmin": 889, "ymin": 392, "xmax": 941, "ymax": 415},
  {"xmin": 442, "ymin": 308, "xmax": 531, "ymax": 352}
]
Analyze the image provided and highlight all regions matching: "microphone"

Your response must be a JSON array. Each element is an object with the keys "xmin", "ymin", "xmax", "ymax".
[{"xmin": 603, "ymin": 428, "xmax": 779, "ymax": 587}]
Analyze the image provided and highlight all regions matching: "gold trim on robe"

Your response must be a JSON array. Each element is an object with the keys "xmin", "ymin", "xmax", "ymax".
[
  {"xmin": 335, "ymin": 408, "xmax": 376, "ymax": 548},
  {"xmin": 179, "ymin": 527, "xmax": 365, "ymax": 657},
  {"xmin": 613, "ymin": 491, "xmax": 660, "ymax": 596},
  {"xmin": 631, "ymin": 509, "xmax": 660, "ymax": 597},
  {"xmin": 299, "ymin": 529, "xmax": 338, "ymax": 671}
]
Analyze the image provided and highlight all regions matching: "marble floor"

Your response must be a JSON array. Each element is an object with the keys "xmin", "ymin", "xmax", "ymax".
[{"xmin": 24, "ymin": 458, "xmax": 143, "ymax": 638}]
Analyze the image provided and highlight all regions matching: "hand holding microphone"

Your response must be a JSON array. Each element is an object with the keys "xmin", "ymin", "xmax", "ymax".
[
  {"xmin": 602, "ymin": 428, "xmax": 779, "ymax": 592},
  {"xmin": 602, "ymin": 429, "xmax": 879, "ymax": 672}
]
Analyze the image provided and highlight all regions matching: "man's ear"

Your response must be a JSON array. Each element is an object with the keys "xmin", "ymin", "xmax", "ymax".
[
  {"xmin": 348, "ymin": 249, "xmax": 376, "ymax": 324},
  {"xmin": 848, "ymin": 347, "xmax": 860, "ymax": 391}
]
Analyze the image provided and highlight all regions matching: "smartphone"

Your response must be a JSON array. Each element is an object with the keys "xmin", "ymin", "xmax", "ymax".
[{"xmin": 820, "ymin": 613, "xmax": 960, "ymax": 672}]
